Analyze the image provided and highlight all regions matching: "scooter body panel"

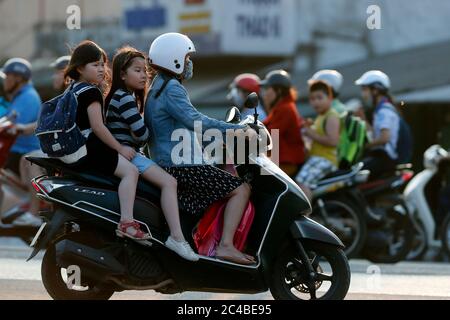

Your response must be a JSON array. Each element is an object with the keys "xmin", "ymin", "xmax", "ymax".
[{"xmin": 404, "ymin": 169, "xmax": 437, "ymax": 245}]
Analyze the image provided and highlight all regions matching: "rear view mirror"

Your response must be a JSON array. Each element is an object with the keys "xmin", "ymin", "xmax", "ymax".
[
  {"xmin": 244, "ymin": 92, "xmax": 259, "ymax": 109},
  {"xmin": 225, "ymin": 106, "xmax": 241, "ymax": 123}
]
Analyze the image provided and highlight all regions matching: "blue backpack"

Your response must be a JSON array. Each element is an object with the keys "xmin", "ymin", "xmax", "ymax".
[
  {"xmin": 35, "ymin": 82, "xmax": 95, "ymax": 162},
  {"xmin": 380, "ymin": 103, "xmax": 413, "ymax": 164}
]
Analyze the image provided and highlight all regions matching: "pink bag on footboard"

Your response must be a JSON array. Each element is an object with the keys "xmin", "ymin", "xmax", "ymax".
[{"xmin": 193, "ymin": 199, "xmax": 255, "ymax": 257}]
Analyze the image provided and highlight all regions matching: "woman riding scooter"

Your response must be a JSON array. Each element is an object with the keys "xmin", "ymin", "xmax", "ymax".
[{"xmin": 144, "ymin": 33, "xmax": 258, "ymax": 265}]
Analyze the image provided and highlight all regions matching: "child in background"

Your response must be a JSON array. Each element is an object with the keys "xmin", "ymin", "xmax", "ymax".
[{"xmin": 295, "ymin": 80, "xmax": 340, "ymax": 199}]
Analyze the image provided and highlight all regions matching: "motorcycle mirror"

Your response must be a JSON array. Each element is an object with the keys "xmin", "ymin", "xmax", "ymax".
[
  {"xmin": 244, "ymin": 92, "xmax": 260, "ymax": 124},
  {"xmin": 244, "ymin": 92, "xmax": 259, "ymax": 110},
  {"xmin": 225, "ymin": 106, "xmax": 241, "ymax": 123}
]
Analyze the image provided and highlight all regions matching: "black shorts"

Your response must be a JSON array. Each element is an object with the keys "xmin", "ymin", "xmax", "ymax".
[{"xmin": 71, "ymin": 134, "xmax": 119, "ymax": 176}]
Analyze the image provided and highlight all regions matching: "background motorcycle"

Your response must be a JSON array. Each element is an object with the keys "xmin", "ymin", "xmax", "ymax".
[
  {"xmin": 404, "ymin": 145, "xmax": 450, "ymax": 260},
  {"xmin": 311, "ymin": 160, "xmax": 415, "ymax": 263},
  {"xmin": 0, "ymin": 115, "xmax": 41, "ymax": 243},
  {"xmin": 310, "ymin": 163, "xmax": 370, "ymax": 259},
  {"xmin": 357, "ymin": 165, "xmax": 415, "ymax": 263}
]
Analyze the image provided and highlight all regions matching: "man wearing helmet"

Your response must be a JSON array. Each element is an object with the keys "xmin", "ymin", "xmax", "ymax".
[
  {"xmin": 227, "ymin": 73, "xmax": 266, "ymax": 121},
  {"xmin": 309, "ymin": 70, "xmax": 346, "ymax": 114},
  {"xmin": 0, "ymin": 58, "xmax": 43, "ymax": 226},
  {"xmin": 355, "ymin": 70, "xmax": 401, "ymax": 178},
  {"xmin": 145, "ymin": 33, "xmax": 258, "ymax": 265}
]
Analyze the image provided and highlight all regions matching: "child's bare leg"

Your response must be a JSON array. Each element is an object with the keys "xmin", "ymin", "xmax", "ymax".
[{"xmin": 141, "ymin": 166, "xmax": 185, "ymax": 241}]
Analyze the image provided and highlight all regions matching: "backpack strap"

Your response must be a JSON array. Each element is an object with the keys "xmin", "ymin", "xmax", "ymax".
[
  {"xmin": 73, "ymin": 83, "xmax": 96, "ymax": 97},
  {"xmin": 321, "ymin": 110, "xmax": 341, "ymax": 135}
]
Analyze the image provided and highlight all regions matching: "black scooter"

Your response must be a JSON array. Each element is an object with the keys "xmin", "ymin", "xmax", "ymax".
[{"xmin": 26, "ymin": 94, "xmax": 350, "ymax": 300}]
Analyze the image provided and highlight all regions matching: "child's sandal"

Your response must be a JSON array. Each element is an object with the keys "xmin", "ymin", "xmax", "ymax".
[{"xmin": 116, "ymin": 221, "xmax": 151, "ymax": 240}]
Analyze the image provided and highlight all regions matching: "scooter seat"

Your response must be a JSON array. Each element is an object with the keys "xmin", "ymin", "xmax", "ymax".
[
  {"xmin": 321, "ymin": 169, "xmax": 354, "ymax": 180},
  {"xmin": 27, "ymin": 157, "xmax": 161, "ymax": 203}
]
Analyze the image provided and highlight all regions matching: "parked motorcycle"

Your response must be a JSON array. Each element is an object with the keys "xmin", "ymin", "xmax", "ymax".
[
  {"xmin": 26, "ymin": 94, "xmax": 351, "ymax": 300},
  {"xmin": 404, "ymin": 145, "xmax": 450, "ymax": 260}
]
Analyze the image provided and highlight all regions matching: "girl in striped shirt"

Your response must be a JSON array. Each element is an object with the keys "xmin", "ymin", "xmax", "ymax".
[{"xmin": 106, "ymin": 47, "xmax": 198, "ymax": 261}]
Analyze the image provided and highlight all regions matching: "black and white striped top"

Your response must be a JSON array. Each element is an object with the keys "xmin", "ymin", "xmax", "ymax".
[{"xmin": 106, "ymin": 89, "xmax": 149, "ymax": 149}]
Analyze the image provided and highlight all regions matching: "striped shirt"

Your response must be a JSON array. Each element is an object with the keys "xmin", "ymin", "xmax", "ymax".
[{"xmin": 106, "ymin": 89, "xmax": 149, "ymax": 150}]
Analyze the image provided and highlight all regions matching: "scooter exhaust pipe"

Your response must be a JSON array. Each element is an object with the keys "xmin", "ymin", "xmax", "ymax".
[{"xmin": 55, "ymin": 240, "xmax": 126, "ymax": 282}]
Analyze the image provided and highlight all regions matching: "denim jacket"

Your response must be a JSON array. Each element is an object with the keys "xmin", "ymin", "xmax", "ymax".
[{"xmin": 144, "ymin": 73, "xmax": 244, "ymax": 167}]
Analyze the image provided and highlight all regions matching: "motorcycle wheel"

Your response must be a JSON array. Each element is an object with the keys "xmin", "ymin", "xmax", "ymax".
[
  {"xmin": 41, "ymin": 231, "xmax": 115, "ymax": 300},
  {"xmin": 270, "ymin": 240, "xmax": 350, "ymax": 300},
  {"xmin": 311, "ymin": 197, "xmax": 367, "ymax": 259},
  {"xmin": 363, "ymin": 205, "xmax": 414, "ymax": 264},
  {"xmin": 406, "ymin": 219, "xmax": 428, "ymax": 261}
]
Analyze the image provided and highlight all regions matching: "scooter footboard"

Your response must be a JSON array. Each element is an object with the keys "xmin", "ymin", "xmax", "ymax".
[{"xmin": 290, "ymin": 216, "xmax": 345, "ymax": 248}]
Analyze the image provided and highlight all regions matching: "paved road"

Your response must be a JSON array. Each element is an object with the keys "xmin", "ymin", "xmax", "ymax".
[{"xmin": 1, "ymin": 238, "xmax": 450, "ymax": 300}]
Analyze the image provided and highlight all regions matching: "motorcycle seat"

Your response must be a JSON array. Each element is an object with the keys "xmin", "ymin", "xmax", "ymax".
[
  {"xmin": 321, "ymin": 168, "xmax": 354, "ymax": 180},
  {"xmin": 27, "ymin": 157, "xmax": 161, "ymax": 203}
]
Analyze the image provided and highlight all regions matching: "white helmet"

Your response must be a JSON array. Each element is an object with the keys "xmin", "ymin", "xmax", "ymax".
[
  {"xmin": 309, "ymin": 70, "xmax": 343, "ymax": 93},
  {"xmin": 355, "ymin": 70, "xmax": 391, "ymax": 90},
  {"xmin": 149, "ymin": 33, "xmax": 196, "ymax": 75}
]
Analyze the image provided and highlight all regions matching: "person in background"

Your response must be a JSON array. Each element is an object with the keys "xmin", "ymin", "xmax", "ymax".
[
  {"xmin": 309, "ymin": 70, "xmax": 346, "ymax": 115},
  {"xmin": 227, "ymin": 73, "xmax": 266, "ymax": 121},
  {"xmin": 0, "ymin": 58, "xmax": 43, "ymax": 227},
  {"xmin": 295, "ymin": 80, "xmax": 340, "ymax": 200},
  {"xmin": 355, "ymin": 70, "xmax": 410, "ymax": 178},
  {"xmin": 50, "ymin": 55, "xmax": 71, "ymax": 92},
  {"xmin": 260, "ymin": 70, "xmax": 306, "ymax": 177}
]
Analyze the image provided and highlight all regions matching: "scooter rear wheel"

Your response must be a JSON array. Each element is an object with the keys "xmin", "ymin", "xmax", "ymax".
[
  {"xmin": 270, "ymin": 240, "xmax": 350, "ymax": 300},
  {"xmin": 362, "ymin": 204, "xmax": 415, "ymax": 264},
  {"xmin": 41, "ymin": 231, "xmax": 115, "ymax": 300}
]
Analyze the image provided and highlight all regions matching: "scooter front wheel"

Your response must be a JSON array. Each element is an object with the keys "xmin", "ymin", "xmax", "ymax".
[{"xmin": 270, "ymin": 240, "xmax": 350, "ymax": 300}]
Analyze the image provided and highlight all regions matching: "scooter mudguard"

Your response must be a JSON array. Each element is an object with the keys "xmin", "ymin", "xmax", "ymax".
[
  {"xmin": 290, "ymin": 216, "xmax": 345, "ymax": 248},
  {"xmin": 27, "ymin": 208, "xmax": 75, "ymax": 261}
]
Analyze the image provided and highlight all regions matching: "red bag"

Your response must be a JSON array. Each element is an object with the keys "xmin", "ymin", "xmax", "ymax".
[{"xmin": 193, "ymin": 199, "xmax": 255, "ymax": 257}]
